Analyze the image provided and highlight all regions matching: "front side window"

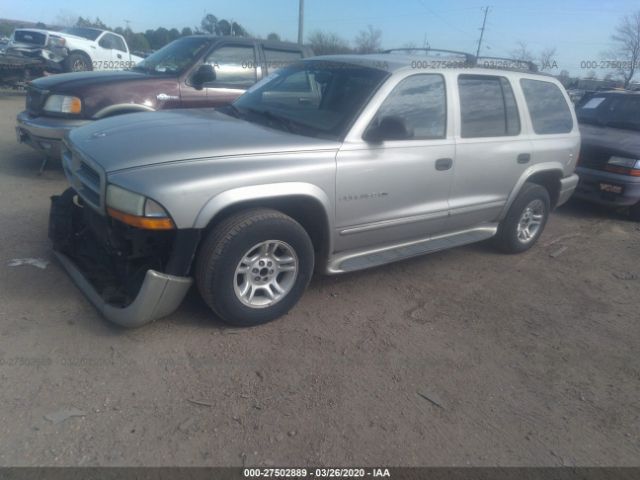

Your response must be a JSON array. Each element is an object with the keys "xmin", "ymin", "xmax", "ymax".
[
  {"xmin": 368, "ymin": 74, "xmax": 446, "ymax": 140},
  {"xmin": 520, "ymin": 79, "xmax": 573, "ymax": 134},
  {"xmin": 205, "ymin": 45, "xmax": 256, "ymax": 88},
  {"xmin": 459, "ymin": 75, "xmax": 520, "ymax": 138},
  {"xmin": 231, "ymin": 60, "xmax": 389, "ymax": 140}
]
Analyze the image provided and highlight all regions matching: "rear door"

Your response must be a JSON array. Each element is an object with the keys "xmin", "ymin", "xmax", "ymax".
[{"xmin": 447, "ymin": 74, "xmax": 531, "ymax": 230}]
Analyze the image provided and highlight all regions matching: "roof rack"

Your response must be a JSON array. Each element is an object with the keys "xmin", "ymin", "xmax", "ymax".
[
  {"xmin": 476, "ymin": 56, "xmax": 538, "ymax": 73},
  {"xmin": 383, "ymin": 48, "xmax": 476, "ymax": 65}
]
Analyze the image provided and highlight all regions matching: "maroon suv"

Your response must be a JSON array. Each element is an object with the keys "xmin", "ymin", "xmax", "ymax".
[{"xmin": 16, "ymin": 36, "xmax": 312, "ymax": 159}]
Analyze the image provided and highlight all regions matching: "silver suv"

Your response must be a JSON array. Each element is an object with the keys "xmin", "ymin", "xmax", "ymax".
[{"xmin": 49, "ymin": 53, "xmax": 580, "ymax": 327}]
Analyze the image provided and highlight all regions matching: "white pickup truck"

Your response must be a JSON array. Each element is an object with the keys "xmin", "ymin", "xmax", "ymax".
[{"xmin": 7, "ymin": 27, "xmax": 143, "ymax": 72}]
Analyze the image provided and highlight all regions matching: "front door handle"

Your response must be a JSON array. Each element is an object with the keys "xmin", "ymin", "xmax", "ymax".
[
  {"xmin": 517, "ymin": 153, "xmax": 531, "ymax": 164},
  {"xmin": 435, "ymin": 158, "xmax": 453, "ymax": 171}
]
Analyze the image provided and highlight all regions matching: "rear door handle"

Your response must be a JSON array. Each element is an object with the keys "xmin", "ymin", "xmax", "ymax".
[
  {"xmin": 435, "ymin": 158, "xmax": 453, "ymax": 171},
  {"xmin": 517, "ymin": 153, "xmax": 531, "ymax": 164}
]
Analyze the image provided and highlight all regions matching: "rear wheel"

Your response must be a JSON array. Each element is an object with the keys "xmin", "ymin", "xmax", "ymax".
[
  {"xmin": 494, "ymin": 183, "xmax": 551, "ymax": 253},
  {"xmin": 195, "ymin": 209, "xmax": 314, "ymax": 326}
]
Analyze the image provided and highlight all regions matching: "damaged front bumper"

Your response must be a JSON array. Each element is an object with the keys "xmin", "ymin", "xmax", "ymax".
[
  {"xmin": 49, "ymin": 189, "xmax": 197, "ymax": 328},
  {"xmin": 54, "ymin": 251, "xmax": 192, "ymax": 327}
]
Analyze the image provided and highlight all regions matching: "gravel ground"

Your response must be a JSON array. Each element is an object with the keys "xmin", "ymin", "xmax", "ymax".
[{"xmin": 0, "ymin": 92, "xmax": 639, "ymax": 467}]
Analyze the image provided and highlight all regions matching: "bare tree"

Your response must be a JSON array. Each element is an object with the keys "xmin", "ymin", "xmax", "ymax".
[
  {"xmin": 355, "ymin": 25, "xmax": 382, "ymax": 54},
  {"xmin": 201, "ymin": 14, "xmax": 218, "ymax": 35},
  {"xmin": 538, "ymin": 47, "xmax": 557, "ymax": 71},
  {"xmin": 510, "ymin": 41, "xmax": 534, "ymax": 62},
  {"xmin": 307, "ymin": 30, "xmax": 351, "ymax": 55},
  {"xmin": 267, "ymin": 32, "xmax": 281, "ymax": 41},
  {"xmin": 585, "ymin": 70, "xmax": 598, "ymax": 80},
  {"xmin": 611, "ymin": 10, "xmax": 640, "ymax": 88},
  {"xmin": 557, "ymin": 69, "xmax": 571, "ymax": 86}
]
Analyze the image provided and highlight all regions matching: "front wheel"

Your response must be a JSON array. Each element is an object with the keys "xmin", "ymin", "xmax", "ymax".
[
  {"xmin": 63, "ymin": 52, "xmax": 92, "ymax": 72},
  {"xmin": 195, "ymin": 209, "xmax": 314, "ymax": 326},
  {"xmin": 494, "ymin": 183, "xmax": 551, "ymax": 253}
]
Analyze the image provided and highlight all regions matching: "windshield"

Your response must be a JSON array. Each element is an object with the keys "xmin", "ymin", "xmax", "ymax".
[
  {"xmin": 576, "ymin": 94, "xmax": 640, "ymax": 131},
  {"xmin": 61, "ymin": 27, "xmax": 102, "ymax": 41},
  {"xmin": 230, "ymin": 60, "xmax": 390, "ymax": 140},
  {"xmin": 132, "ymin": 37, "xmax": 211, "ymax": 75}
]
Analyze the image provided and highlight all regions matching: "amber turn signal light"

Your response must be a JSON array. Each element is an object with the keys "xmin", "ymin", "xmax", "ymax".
[{"xmin": 107, "ymin": 207, "xmax": 175, "ymax": 230}]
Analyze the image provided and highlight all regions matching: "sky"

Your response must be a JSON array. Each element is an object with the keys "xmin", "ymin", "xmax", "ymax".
[{"xmin": 1, "ymin": 0, "xmax": 638, "ymax": 76}]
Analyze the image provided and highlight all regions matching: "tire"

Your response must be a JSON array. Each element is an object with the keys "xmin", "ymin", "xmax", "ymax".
[
  {"xmin": 195, "ymin": 208, "xmax": 314, "ymax": 327},
  {"xmin": 494, "ymin": 183, "xmax": 551, "ymax": 253},
  {"xmin": 630, "ymin": 202, "xmax": 640, "ymax": 222},
  {"xmin": 63, "ymin": 52, "xmax": 92, "ymax": 72}
]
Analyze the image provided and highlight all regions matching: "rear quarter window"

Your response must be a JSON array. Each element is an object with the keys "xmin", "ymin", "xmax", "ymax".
[{"xmin": 520, "ymin": 79, "xmax": 573, "ymax": 134}]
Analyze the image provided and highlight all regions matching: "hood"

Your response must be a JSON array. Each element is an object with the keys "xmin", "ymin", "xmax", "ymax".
[
  {"xmin": 68, "ymin": 109, "xmax": 340, "ymax": 173},
  {"xmin": 579, "ymin": 123, "xmax": 640, "ymax": 158},
  {"xmin": 30, "ymin": 70, "xmax": 159, "ymax": 92}
]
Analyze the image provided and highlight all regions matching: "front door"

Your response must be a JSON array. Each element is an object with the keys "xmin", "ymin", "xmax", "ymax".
[{"xmin": 335, "ymin": 73, "xmax": 454, "ymax": 252}]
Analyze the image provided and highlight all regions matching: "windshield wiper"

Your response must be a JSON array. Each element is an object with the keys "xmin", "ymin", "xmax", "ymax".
[{"xmin": 220, "ymin": 104, "xmax": 243, "ymax": 119}]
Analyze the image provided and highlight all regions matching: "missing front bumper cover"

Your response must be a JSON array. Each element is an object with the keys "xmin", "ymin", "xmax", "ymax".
[{"xmin": 49, "ymin": 189, "xmax": 193, "ymax": 327}]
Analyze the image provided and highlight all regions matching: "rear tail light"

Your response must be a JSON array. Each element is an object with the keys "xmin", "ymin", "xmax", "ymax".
[{"xmin": 605, "ymin": 156, "xmax": 640, "ymax": 176}]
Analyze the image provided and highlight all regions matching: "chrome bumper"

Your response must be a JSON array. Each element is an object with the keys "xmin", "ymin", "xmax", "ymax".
[
  {"xmin": 54, "ymin": 251, "xmax": 192, "ymax": 328},
  {"xmin": 16, "ymin": 110, "xmax": 89, "ymax": 158},
  {"xmin": 557, "ymin": 173, "xmax": 579, "ymax": 207}
]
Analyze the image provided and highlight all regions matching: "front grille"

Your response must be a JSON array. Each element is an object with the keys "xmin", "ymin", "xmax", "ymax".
[
  {"xmin": 14, "ymin": 31, "xmax": 47, "ymax": 46},
  {"xmin": 26, "ymin": 86, "xmax": 49, "ymax": 115},
  {"xmin": 62, "ymin": 145, "xmax": 105, "ymax": 212}
]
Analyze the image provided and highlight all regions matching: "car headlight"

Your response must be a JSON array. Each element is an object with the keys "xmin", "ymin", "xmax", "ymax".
[
  {"xmin": 106, "ymin": 184, "xmax": 175, "ymax": 230},
  {"xmin": 48, "ymin": 36, "xmax": 66, "ymax": 48},
  {"xmin": 43, "ymin": 95, "xmax": 82, "ymax": 114}
]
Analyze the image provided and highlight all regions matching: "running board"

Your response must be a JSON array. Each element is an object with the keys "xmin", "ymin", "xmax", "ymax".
[{"xmin": 327, "ymin": 224, "xmax": 498, "ymax": 274}]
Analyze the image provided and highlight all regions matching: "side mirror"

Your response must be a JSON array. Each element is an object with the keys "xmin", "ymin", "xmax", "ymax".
[
  {"xmin": 364, "ymin": 115, "xmax": 412, "ymax": 143},
  {"xmin": 191, "ymin": 64, "xmax": 216, "ymax": 89}
]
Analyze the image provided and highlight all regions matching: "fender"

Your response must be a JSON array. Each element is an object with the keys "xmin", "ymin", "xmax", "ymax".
[
  {"xmin": 499, "ymin": 162, "xmax": 565, "ymax": 220},
  {"xmin": 194, "ymin": 182, "xmax": 334, "ymax": 248},
  {"xmin": 93, "ymin": 103, "xmax": 155, "ymax": 119}
]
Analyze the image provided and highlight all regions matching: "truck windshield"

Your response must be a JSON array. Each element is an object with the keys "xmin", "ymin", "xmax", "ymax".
[
  {"xmin": 231, "ymin": 60, "xmax": 390, "ymax": 140},
  {"xmin": 576, "ymin": 94, "xmax": 640, "ymax": 132},
  {"xmin": 132, "ymin": 37, "xmax": 211, "ymax": 75},
  {"xmin": 61, "ymin": 27, "xmax": 102, "ymax": 41}
]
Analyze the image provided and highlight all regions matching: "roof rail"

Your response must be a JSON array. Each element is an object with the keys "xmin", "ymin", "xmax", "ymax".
[
  {"xmin": 383, "ymin": 48, "xmax": 476, "ymax": 65},
  {"xmin": 476, "ymin": 56, "xmax": 539, "ymax": 73}
]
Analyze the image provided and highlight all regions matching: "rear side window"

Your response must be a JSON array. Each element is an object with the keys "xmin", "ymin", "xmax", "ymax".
[
  {"xmin": 370, "ymin": 74, "xmax": 446, "ymax": 140},
  {"xmin": 458, "ymin": 75, "xmax": 520, "ymax": 138},
  {"xmin": 264, "ymin": 48, "xmax": 303, "ymax": 72},
  {"xmin": 520, "ymin": 79, "xmax": 573, "ymax": 134}
]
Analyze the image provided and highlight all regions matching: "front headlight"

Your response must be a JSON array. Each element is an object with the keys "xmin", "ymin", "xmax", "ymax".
[
  {"xmin": 106, "ymin": 185, "xmax": 174, "ymax": 230},
  {"xmin": 43, "ymin": 95, "xmax": 82, "ymax": 114},
  {"xmin": 48, "ymin": 36, "xmax": 66, "ymax": 48}
]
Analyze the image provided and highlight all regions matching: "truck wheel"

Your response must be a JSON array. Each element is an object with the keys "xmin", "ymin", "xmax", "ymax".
[
  {"xmin": 494, "ymin": 183, "xmax": 551, "ymax": 253},
  {"xmin": 630, "ymin": 202, "xmax": 640, "ymax": 222},
  {"xmin": 195, "ymin": 209, "xmax": 314, "ymax": 326},
  {"xmin": 64, "ymin": 52, "xmax": 92, "ymax": 72}
]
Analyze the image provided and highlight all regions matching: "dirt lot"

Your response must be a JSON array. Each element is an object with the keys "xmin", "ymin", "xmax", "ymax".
[{"xmin": 0, "ymin": 92, "xmax": 638, "ymax": 467}]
